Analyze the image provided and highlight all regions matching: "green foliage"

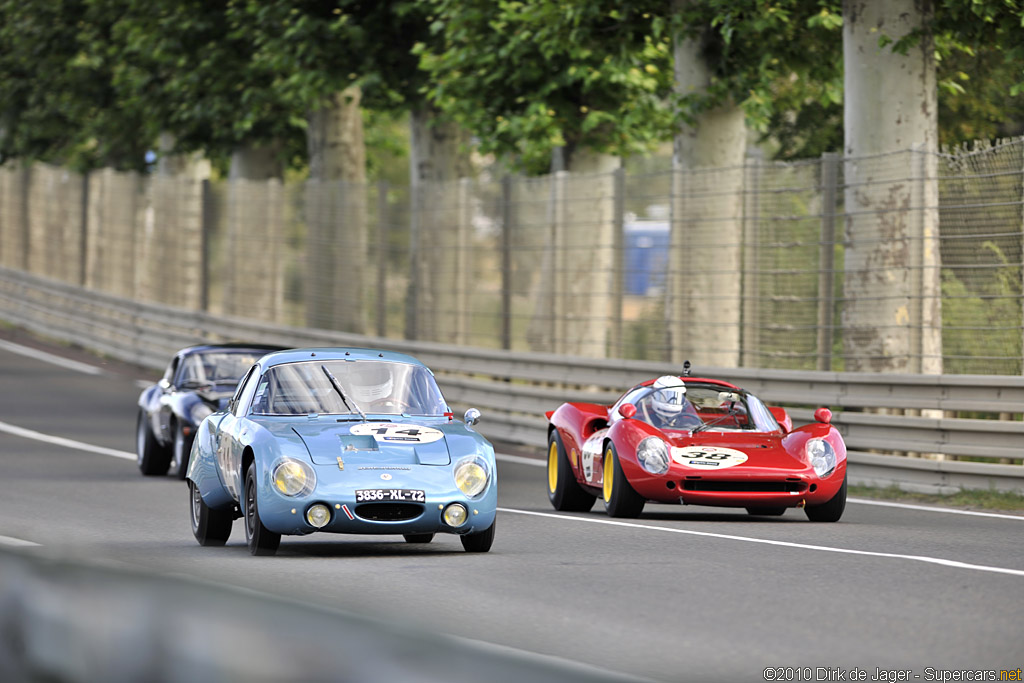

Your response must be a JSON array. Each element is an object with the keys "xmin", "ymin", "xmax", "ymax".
[
  {"xmin": 875, "ymin": 0, "xmax": 1024, "ymax": 146},
  {"xmin": 673, "ymin": 1, "xmax": 844, "ymax": 133},
  {"xmin": 0, "ymin": 0, "xmax": 150, "ymax": 170},
  {"xmin": 1, "ymin": 0, "xmax": 1022, "ymax": 173},
  {"xmin": 364, "ymin": 109, "xmax": 410, "ymax": 186},
  {"xmin": 105, "ymin": 0, "xmax": 305, "ymax": 165},
  {"xmin": 941, "ymin": 242, "xmax": 1022, "ymax": 375},
  {"xmin": 416, "ymin": 1, "xmax": 676, "ymax": 173}
]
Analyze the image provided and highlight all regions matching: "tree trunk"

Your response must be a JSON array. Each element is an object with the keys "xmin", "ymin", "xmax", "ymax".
[
  {"xmin": 667, "ymin": 17, "xmax": 748, "ymax": 369},
  {"xmin": 407, "ymin": 106, "xmax": 472, "ymax": 344},
  {"xmin": 305, "ymin": 86, "xmax": 368, "ymax": 334},
  {"xmin": 222, "ymin": 141, "xmax": 285, "ymax": 322},
  {"xmin": 155, "ymin": 132, "xmax": 210, "ymax": 181},
  {"xmin": 527, "ymin": 148, "xmax": 619, "ymax": 357},
  {"xmin": 842, "ymin": 0, "xmax": 941, "ymax": 374},
  {"xmin": 228, "ymin": 141, "xmax": 284, "ymax": 181}
]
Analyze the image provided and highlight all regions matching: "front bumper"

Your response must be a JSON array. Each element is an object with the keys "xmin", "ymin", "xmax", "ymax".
[
  {"xmin": 256, "ymin": 463, "xmax": 497, "ymax": 536},
  {"xmin": 632, "ymin": 461, "xmax": 846, "ymax": 508}
]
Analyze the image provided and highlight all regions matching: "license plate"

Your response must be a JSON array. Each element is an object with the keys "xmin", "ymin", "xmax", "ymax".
[{"xmin": 355, "ymin": 489, "xmax": 426, "ymax": 503}]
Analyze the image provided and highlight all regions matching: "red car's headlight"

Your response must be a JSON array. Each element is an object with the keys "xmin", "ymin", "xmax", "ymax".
[
  {"xmin": 637, "ymin": 437, "xmax": 670, "ymax": 475},
  {"xmin": 806, "ymin": 438, "xmax": 837, "ymax": 478}
]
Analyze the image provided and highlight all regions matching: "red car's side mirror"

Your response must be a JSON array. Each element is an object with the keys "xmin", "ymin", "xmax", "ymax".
[
  {"xmin": 618, "ymin": 403, "xmax": 637, "ymax": 419},
  {"xmin": 814, "ymin": 407, "xmax": 833, "ymax": 424}
]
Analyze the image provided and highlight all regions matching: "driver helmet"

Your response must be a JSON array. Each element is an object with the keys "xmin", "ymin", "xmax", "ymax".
[
  {"xmin": 650, "ymin": 375, "xmax": 688, "ymax": 421},
  {"xmin": 348, "ymin": 362, "xmax": 394, "ymax": 403}
]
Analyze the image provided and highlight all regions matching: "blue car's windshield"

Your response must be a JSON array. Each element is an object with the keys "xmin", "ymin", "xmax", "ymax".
[{"xmin": 251, "ymin": 360, "xmax": 448, "ymax": 417}]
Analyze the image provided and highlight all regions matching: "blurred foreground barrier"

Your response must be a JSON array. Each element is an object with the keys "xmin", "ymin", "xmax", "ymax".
[
  {"xmin": 0, "ymin": 267, "xmax": 1021, "ymax": 495},
  {"xmin": 0, "ymin": 546, "xmax": 626, "ymax": 683}
]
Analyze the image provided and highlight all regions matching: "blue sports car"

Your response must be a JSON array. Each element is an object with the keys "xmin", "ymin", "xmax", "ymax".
[{"xmin": 186, "ymin": 348, "xmax": 497, "ymax": 555}]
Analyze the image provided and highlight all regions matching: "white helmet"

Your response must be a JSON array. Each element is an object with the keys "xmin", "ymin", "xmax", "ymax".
[
  {"xmin": 650, "ymin": 376, "xmax": 688, "ymax": 421},
  {"xmin": 348, "ymin": 363, "xmax": 394, "ymax": 403}
]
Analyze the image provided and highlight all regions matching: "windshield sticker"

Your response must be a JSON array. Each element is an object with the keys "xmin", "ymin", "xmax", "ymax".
[
  {"xmin": 349, "ymin": 422, "xmax": 445, "ymax": 445},
  {"xmin": 671, "ymin": 445, "xmax": 748, "ymax": 469}
]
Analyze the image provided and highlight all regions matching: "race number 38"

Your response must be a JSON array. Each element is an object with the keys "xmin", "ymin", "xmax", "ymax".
[
  {"xmin": 349, "ymin": 422, "xmax": 445, "ymax": 444},
  {"xmin": 671, "ymin": 445, "xmax": 748, "ymax": 469}
]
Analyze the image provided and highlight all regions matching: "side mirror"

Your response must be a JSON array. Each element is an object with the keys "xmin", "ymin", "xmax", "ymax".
[
  {"xmin": 158, "ymin": 378, "xmax": 172, "ymax": 391},
  {"xmin": 618, "ymin": 403, "xmax": 637, "ymax": 419},
  {"xmin": 814, "ymin": 407, "xmax": 833, "ymax": 424},
  {"xmin": 464, "ymin": 408, "xmax": 481, "ymax": 426}
]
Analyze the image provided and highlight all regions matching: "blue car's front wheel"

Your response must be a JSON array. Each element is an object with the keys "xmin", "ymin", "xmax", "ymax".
[
  {"xmin": 244, "ymin": 463, "xmax": 281, "ymax": 556},
  {"xmin": 190, "ymin": 480, "xmax": 232, "ymax": 546},
  {"xmin": 460, "ymin": 518, "xmax": 495, "ymax": 553}
]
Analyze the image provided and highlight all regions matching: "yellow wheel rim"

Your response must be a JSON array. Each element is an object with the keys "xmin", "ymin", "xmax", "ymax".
[
  {"xmin": 547, "ymin": 441, "xmax": 559, "ymax": 494},
  {"xmin": 603, "ymin": 447, "xmax": 614, "ymax": 501}
]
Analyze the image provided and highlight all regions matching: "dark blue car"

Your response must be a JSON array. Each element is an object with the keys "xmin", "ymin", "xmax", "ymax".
[{"xmin": 136, "ymin": 344, "xmax": 282, "ymax": 478}]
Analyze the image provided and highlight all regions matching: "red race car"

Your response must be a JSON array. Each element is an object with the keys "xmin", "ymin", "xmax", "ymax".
[{"xmin": 545, "ymin": 364, "xmax": 847, "ymax": 521}]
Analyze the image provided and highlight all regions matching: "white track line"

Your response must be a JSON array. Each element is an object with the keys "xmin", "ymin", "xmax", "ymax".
[
  {"xmin": 0, "ymin": 534, "xmax": 41, "ymax": 547},
  {"xmin": 848, "ymin": 497, "xmax": 1024, "ymax": 521},
  {"xmin": 0, "ymin": 339, "xmax": 102, "ymax": 375},
  {"xmin": 0, "ymin": 421, "xmax": 135, "ymax": 460},
  {"xmin": 495, "ymin": 453, "xmax": 1024, "ymax": 521},
  {"xmin": 498, "ymin": 507, "xmax": 1024, "ymax": 578}
]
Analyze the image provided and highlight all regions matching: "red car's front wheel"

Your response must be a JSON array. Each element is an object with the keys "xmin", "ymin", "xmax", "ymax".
[
  {"xmin": 602, "ymin": 443, "xmax": 645, "ymax": 518},
  {"xmin": 805, "ymin": 474, "xmax": 847, "ymax": 522}
]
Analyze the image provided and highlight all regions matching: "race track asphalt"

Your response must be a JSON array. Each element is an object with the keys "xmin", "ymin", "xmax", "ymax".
[{"xmin": 0, "ymin": 331, "xmax": 1020, "ymax": 682}]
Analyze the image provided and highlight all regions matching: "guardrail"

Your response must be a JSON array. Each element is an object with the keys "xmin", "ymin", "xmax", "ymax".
[
  {"xmin": 1, "ymin": 267, "xmax": 1021, "ymax": 495},
  {"xmin": 0, "ymin": 546, "xmax": 623, "ymax": 683}
]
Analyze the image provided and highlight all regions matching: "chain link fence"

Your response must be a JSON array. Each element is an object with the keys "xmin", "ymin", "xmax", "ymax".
[{"xmin": 1, "ymin": 137, "xmax": 1021, "ymax": 374}]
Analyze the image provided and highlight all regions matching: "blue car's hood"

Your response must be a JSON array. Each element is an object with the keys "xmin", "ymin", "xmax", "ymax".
[{"xmin": 290, "ymin": 421, "xmax": 452, "ymax": 466}]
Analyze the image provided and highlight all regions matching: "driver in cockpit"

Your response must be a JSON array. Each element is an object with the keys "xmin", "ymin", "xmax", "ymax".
[{"xmin": 637, "ymin": 375, "xmax": 701, "ymax": 430}]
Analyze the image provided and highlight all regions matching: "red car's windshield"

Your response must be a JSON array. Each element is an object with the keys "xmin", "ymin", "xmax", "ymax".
[{"xmin": 621, "ymin": 383, "xmax": 781, "ymax": 433}]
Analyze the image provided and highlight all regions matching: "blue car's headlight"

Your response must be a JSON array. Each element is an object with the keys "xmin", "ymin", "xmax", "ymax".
[
  {"xmin": 272, "ymin": 458, "xmax": 316, "ymax": 496},
  {"xmin": 453, "ymin": 456, "xmax": 490, "ymax": 498},
  {"xmin": 637, "ymin": 437, "xmax": 670, "ymax": 475},
  {"xmin": 806, "ymin": 438, "xmax": 837, "ymax": 478},
  {"xmin": 189, "ymin": 402, "xmax": 215, "ymax": 425}
]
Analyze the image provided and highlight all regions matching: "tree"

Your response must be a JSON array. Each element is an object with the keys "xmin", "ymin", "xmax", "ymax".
[
  {"xmin": 107, "ymin": 0, "xmax": 302, "ymax": 179},
  {"xmin": 417, "ymin": 1, "xmax": 674, "ymax": 175},
  {"xmin": 841, "ymin": 0, "xmax": 1023, "ymax": 373},
  {"xmin": 0, "ymin": 0, "xmax": 151, "ymax": 171},
  {"xmin": 664, "ymin": 0, "xmax": 843, "ymax": 367},
  {"xmin": 416, "ymin": 1, "xmax": 673, "ymax": 355}
]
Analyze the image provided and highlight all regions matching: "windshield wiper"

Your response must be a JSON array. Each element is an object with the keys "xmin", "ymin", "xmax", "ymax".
[
  {"xmin": 321, "ymin": 365, "xmax": 368, "ymax": 422},
  {"xmin": 691, "ymin": 406, "xmax": 740, "ymax": 434}
]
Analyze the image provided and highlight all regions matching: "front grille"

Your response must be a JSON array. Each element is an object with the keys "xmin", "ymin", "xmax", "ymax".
[
  {"xmin": 682, "ymin": 480, "xmax": 806, "ymax": 493},
  {"xmin": 354, "ymin": 503, "xmax": 424, "ymax": 522}
]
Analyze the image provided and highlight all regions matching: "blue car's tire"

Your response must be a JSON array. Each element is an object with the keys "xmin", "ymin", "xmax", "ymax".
[
  {"xmin": 805, "ymin": 474, "xmax": 847, "ymax": 522},
  {"xmin": 244, "ymin": 463, "xmax": 281, "ymax": 556},
  {"xmin": 190, "ymin": 480, "xmax": 232, "ymax": 546},
  {"xmin": 136, "ymin": 411, "xmax": 171, "ymax": 476},
  {"xmin": 171, "ymin": 420, "xmax": 193, "ymax": 481},
  {"xmin": 403, "ymin": 534, "xmax": 434, "ymax": 544},
  {"xmin": 602, "ymin": 443, "xmax": 645, "ymax": 518},
  {"xmin": 460, "ymin": 519, "xmax": 494, "ymax": 553},
  {"xmin": 547, "ymin": 430, "xmax": 596, "ymax": 512}
]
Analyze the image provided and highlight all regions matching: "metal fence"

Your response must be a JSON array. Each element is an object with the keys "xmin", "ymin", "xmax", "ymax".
[
  {"xmin": 1, "ymin": 138, "xmax": 1022, "ymax": 374},
  {"xmin": 1, "ymin": 267, "xmax": 1021, "ymax": 494}
]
